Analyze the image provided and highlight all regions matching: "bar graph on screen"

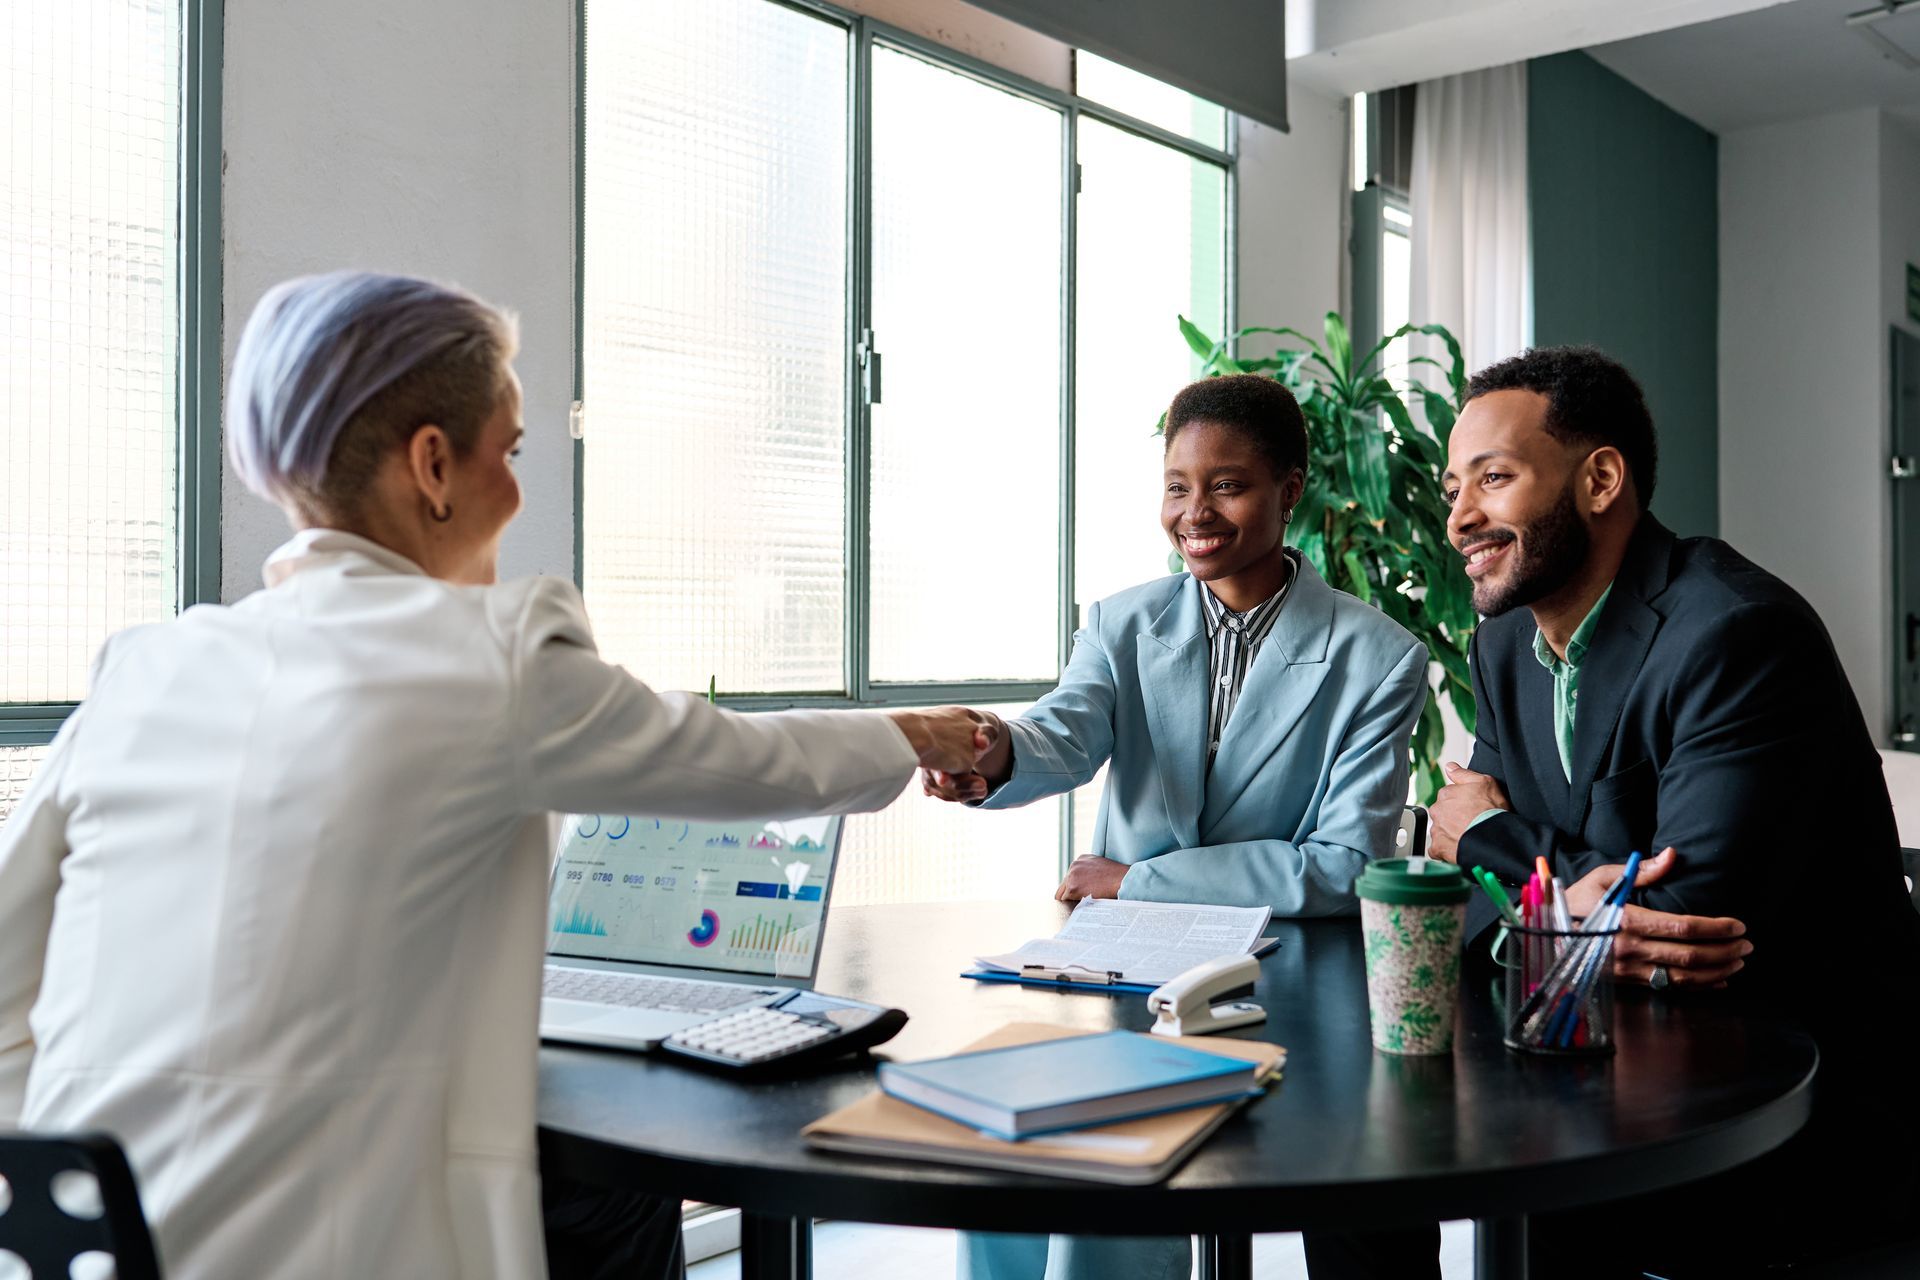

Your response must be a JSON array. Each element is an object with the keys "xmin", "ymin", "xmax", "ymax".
[{"xmin": 727, "ymin": 912, "xmax": 817, "ymax": 965}]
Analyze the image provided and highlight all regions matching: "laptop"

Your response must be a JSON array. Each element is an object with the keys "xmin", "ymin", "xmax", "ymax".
[{"xmin": 539, "ymin": 812, "xmax": 846, "ymax": 1051}]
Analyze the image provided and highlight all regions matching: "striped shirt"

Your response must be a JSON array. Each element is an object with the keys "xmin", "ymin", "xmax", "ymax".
[{"xmin": 1198, "ymin": 550, "xmax": 1298, "ymax": 769}]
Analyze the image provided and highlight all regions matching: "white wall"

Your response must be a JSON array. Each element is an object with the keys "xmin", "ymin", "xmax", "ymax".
[
  {"xmin": 218, "ymin": 0, "xmax": 577, "ymax": 600},
  {"xmin": 1236, "ymin": 93, "xmax": 1347, "ymax": 337},
  {"xmin": 1719, "ymin": 109, "xmax": 1888, "ymax": 736},
  {"xmin": 216, "ymin": 0, "xmax": 1346, "ymax": 601}
]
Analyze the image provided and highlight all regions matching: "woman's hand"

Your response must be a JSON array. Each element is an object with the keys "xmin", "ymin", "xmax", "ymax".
[
  {"xmin": 1055, "ymin": 855, "xmax": 1128, "ymax": 902},
  {"xmin": 923, "ymin": 768, "xmax": 989, "ymax": 803},
  {"xmin": 917, "ymin": 710, "xmax": 1012, "ymax": 803},
  {"xmin": 887, "ymin": 706, "xmax": 999, "ymax": 775}
]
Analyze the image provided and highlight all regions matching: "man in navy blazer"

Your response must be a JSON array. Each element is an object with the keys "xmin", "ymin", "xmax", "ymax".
[{"xmin": 1429, "ymin": 346, "xmax": 1920, "ymax": 1274}]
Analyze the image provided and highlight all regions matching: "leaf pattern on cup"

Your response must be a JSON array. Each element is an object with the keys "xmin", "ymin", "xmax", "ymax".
[
  {"xmin": 1400, "ymin": 1002, "xmax": 1440, "ymax": 1041},
  {"xmin": 1365, "ymin": 928, "xmax": 1393, "ymax": 969}
]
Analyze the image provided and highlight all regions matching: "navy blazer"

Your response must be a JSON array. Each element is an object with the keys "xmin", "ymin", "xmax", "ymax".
[
  {"xmin": 981, "ymin": 557, "xmax": 1427, "ymax": 916},
  {"xmin": 1460, "ymin": 517, "xmax": 1920, "ymax": 1229}
]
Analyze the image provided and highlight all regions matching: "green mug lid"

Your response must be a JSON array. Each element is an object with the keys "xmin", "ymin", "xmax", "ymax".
[{"xmin": 1356, "ymin": 857, "xmax": 1472, "ymax": 905}]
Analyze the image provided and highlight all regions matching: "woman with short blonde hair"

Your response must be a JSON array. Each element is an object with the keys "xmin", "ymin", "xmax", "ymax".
[{"xmin": 0, "ymin": 271, "xmax": 991, "ymax": 1279}]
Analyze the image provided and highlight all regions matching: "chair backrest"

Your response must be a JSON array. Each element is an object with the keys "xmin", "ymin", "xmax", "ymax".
[
  {"xmin": 1395, "ymin": 805, "xmax": 1428, "ymax": 858},
  {"xmin": 0, "ymin": 1132, "xmax": 161, "ymax": 1280}
]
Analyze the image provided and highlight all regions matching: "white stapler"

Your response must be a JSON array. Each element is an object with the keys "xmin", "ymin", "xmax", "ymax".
[{"xmin": 1147, "ymin": 953, "xmax": 1266, "ymax": 1037}]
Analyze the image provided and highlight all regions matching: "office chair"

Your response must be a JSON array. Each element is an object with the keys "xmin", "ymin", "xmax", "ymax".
[
  {"xmin": 0, "ymin": 1131, "xmax": 161, "ymax": 1280},
  {"xmin": 1395, "ymin": 805, "xmax": 1429, "ymax": 857}
]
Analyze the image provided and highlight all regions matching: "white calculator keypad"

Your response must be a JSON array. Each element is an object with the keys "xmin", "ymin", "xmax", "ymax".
[{"xmin": 668, "ymin": 1006, "xmax": 835, "ymax": 1064}]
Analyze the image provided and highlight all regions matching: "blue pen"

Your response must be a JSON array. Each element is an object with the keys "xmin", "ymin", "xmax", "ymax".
[{"xmin": 1616, "ymin": 850, "xmax": 1644, "ymax": 901}]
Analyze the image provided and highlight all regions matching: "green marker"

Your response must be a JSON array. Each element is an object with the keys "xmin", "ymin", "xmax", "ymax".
[
  {"xmin": 1471, "ymin": 865, "xmax": 1522, "ymax": 925},
  {"xmin": 707, "ymin": 675, "xmax": 716, "ymax": 705}
]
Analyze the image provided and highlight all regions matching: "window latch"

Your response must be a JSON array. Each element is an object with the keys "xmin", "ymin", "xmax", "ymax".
[
  {"xmin": 569, "ymin": 399, "xmax": 586, "ymax": 440},
  {"xmin": 857, "ymin": 329, "xmax": 882, "ymax": 406}
]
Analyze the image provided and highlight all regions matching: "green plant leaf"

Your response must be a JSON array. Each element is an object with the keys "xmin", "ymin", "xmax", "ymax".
[
  {"xmin": 1448, "ymin": 679, "xmax": 1479, "ymax": 737},
  {"xmin": 1323, "ymin": 311, "xmax": 1354, "ymax": 387},
  {"xmin": 1341, "ymin": 549, "xmax": 1373, "ymax": 604},
  {"xmin": 1411, "ymin": 323, "xmax": 1468, "ymax": 400},
  {"xmin": 1178, "ymin": 314, "xmax": 1216, "ymax": 360},
  {"xmin": 1351, "ymin": 323, "xmax": 1412, "ymax": 382},
  {"xmin": 1344, "ymin": 412, "xmax": 1391, "ymax": 517},
  {"xmin": 1418, "ymin": 387, "xmax": 1458, "ymax": 445},
  {"xmin": 1431, "ymin": 640, "xmax": 1471, "ymax": 691}
]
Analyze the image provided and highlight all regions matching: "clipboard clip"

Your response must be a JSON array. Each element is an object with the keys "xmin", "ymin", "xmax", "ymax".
[{"xmin": 1021, "ymin": 963, "xmax": 1125, "ymax": 985}]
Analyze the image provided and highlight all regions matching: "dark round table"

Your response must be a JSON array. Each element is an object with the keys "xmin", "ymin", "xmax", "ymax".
[{"xmin": 538, "ymin": 901, "xmax": 1816, "ymax": 1280}]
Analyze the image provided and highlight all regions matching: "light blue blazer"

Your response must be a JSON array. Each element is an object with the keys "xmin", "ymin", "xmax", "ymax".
[{"xmin": 982, "ymin": 557, "xmax": 1427, "ymax": 916}]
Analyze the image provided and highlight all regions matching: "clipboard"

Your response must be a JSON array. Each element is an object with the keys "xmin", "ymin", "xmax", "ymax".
[
  {"xmin": 959, "ymin": 968, "xmax": 1160, "ymax": 994},
  {"xmin": 960, "ymin": 936, "xmax": 1281, "ymax": 995}
]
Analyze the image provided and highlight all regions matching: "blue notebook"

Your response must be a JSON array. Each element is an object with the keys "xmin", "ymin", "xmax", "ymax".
[{"xmin": 878, "ymin": 1029, "xmax": 1263, "ymax": 1141}]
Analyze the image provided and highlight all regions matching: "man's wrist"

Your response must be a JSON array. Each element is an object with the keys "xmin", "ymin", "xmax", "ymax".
[{"xmin": 1466, "ymin": 807, "xmax": 1506, "ymax": 832}]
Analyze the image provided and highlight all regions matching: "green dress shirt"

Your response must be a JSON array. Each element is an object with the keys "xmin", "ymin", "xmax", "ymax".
[{"xmin": 1468, "ymin": 585, "xmax": 1613, "ymax": 829}]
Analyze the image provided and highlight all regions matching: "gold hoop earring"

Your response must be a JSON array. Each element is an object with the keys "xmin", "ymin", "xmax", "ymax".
[{"xmin": 430, "ymin": 502, "xmax": 453, "ymax": 523}]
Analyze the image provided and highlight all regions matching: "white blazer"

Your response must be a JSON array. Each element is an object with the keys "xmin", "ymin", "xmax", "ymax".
[{"xmin": 0, "ymin": 529, "xmax": 917, "ymax": 1279}]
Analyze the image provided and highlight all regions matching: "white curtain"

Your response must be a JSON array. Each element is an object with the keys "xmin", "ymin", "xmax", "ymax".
[{"xmin": 1410, "ymin": 63, "xmax": 1531, "ymax": 383}]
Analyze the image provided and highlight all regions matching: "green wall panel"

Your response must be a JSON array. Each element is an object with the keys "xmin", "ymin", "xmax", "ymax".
[{"xmin": 1529, "ymin": 52, "xmax": 1719, "ymax": 537}]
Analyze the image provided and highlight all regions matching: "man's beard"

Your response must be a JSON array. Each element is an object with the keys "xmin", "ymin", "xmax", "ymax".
[{"xmin": 1472, "ymin": 484, "xmax": 1591, "ymax": 617}]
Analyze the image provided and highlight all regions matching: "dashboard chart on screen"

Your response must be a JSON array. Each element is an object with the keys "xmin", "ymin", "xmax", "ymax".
[{"xmin": 547, "ymin": 814, "xmax": 843, "ymax": 980}]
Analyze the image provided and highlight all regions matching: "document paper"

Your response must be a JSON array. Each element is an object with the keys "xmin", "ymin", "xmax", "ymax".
[{"xmin": 973, "ymin": 899, "xmax": 1272, "ymax": 986}]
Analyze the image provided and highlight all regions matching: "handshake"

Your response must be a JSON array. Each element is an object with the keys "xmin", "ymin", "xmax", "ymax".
[{"xmin": 884, "ymin": 706, "xmax": 1010, "ymax": 799}]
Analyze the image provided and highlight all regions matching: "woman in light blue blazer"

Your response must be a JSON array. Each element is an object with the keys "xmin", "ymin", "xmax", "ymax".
[{"xmin": 928, "ymin": 373, "xmax": 1431, "ymax": 1280}]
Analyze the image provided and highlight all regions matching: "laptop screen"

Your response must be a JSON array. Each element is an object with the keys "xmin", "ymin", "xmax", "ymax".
[{"xmin": 546, "ymin": 813, "xmax": 843, "ymax": 982}]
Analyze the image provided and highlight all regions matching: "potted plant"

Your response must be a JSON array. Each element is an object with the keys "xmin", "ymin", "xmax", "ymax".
[{"xmin": 1164, "ymin": 313, "xmax": 1475, "ymax": 802}]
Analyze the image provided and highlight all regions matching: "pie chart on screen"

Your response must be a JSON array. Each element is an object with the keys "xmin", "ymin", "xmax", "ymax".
[{"xmin": 688, "ymin": 909, "xmax": 720, "ymax": 948}]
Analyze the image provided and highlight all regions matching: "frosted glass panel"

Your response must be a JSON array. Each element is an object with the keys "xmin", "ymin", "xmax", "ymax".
[
  {"xmin": 835, "ymin": 704, "xmax": 1059, "ymax": 905},
  {"xmin": 582, "ymin": 0, "xmax": 849, "ymax": 696},
  {"xmin": 868, "ymin": 48, "xmax": 1063, "ymax": 684},
  {"xmin": 1381, "ymin": 218, "xmax": 1413, "ymax": 382},
  {"xmin": 3, "ymin": 0, "xmax": 181, "ymax": 704},
  {"xmin": 1076, "ymin": 50, "xmax": 1226, "ymax": 149},
  {"xmin": 1073, "ymin": 118, "xmax": 1227, "ymax": 610},
  {"xmin": 1, "ymin": 744, "xmax": 49, "ymax": 826}
]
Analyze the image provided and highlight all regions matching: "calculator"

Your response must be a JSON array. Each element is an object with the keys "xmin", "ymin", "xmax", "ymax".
[{"xmin": 662, "ymin": 990, "xmax": 907, "ymax": 1074}]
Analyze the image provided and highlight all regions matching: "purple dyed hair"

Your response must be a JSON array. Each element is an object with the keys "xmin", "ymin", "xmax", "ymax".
[{"xmin": 227, "ymin": 271, "xmax": 516, "ymax": 506}]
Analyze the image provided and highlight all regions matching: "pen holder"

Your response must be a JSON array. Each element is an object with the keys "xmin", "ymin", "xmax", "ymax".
[{"xmin": 1500, "ymin": 918, "xmax": 1619, "ymax": 1056}]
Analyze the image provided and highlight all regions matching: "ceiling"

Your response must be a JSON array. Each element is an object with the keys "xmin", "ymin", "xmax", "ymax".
[
  {"xmin": 1588, "ymin": 0, "xmax": 1920, "ymax": 133},
  {"xmin": 1284, "ymin": 0, "xmax": 1790, "ymax": 96}
]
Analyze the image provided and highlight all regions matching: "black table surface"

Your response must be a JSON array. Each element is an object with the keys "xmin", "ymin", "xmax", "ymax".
[{"xmin": 537, "ymin": 900, "xmax": 1816, "ymax": 1236}]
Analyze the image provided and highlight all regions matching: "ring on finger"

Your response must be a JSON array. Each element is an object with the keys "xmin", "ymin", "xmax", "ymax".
[{"xmin": 1649, "ymin": 965, "xmax": 1672, "ymax": 991}]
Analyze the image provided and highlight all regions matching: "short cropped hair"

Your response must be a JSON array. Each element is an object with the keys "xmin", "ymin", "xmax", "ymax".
[
  {"xmin": 1163, "ymin": 374, "xmax": 1308, "ymax": 479},
  {"xmin": 228, "ymin": 271, "xmax": 518, "ymax": 521},
  {"xmin": 1465, "ymin": 346, "xmax": 1657, "ymax": 506}
]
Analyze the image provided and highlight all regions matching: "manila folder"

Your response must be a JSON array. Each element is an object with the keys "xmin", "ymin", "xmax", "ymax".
[{"xmin": 802, "ymin": 1021, "xmax": 1286, "ymax": 1185}]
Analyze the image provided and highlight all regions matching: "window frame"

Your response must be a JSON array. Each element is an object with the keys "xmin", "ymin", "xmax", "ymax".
[
  {"xmin": 0, "ymin": 0, "xmax": 225, "ymax": 750},
  {"xmin": 572, "ymin": 0, "xmax": 1236, "ymax": 867},
  {"xmin": 573, "ymin": 0, "xmax": 1234, "ymax": 707}
]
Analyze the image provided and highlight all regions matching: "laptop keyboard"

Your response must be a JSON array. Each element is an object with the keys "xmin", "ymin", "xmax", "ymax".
[{"xmin": 543, "ymin": 966, "xmax": 772, "ymax": 1014}]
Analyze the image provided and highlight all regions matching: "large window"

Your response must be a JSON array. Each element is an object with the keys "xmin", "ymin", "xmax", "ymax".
[
  {"xmin": 1351, "ymin": 87, "xmax": 1415, "ymax": 374},
  {"xmin": 0, "ymin": 0, "xmax": 216, "ymax": 819},
  {"xmin": 582, "ymin": 2, "xmax": 1230, "ymax": 902}
]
